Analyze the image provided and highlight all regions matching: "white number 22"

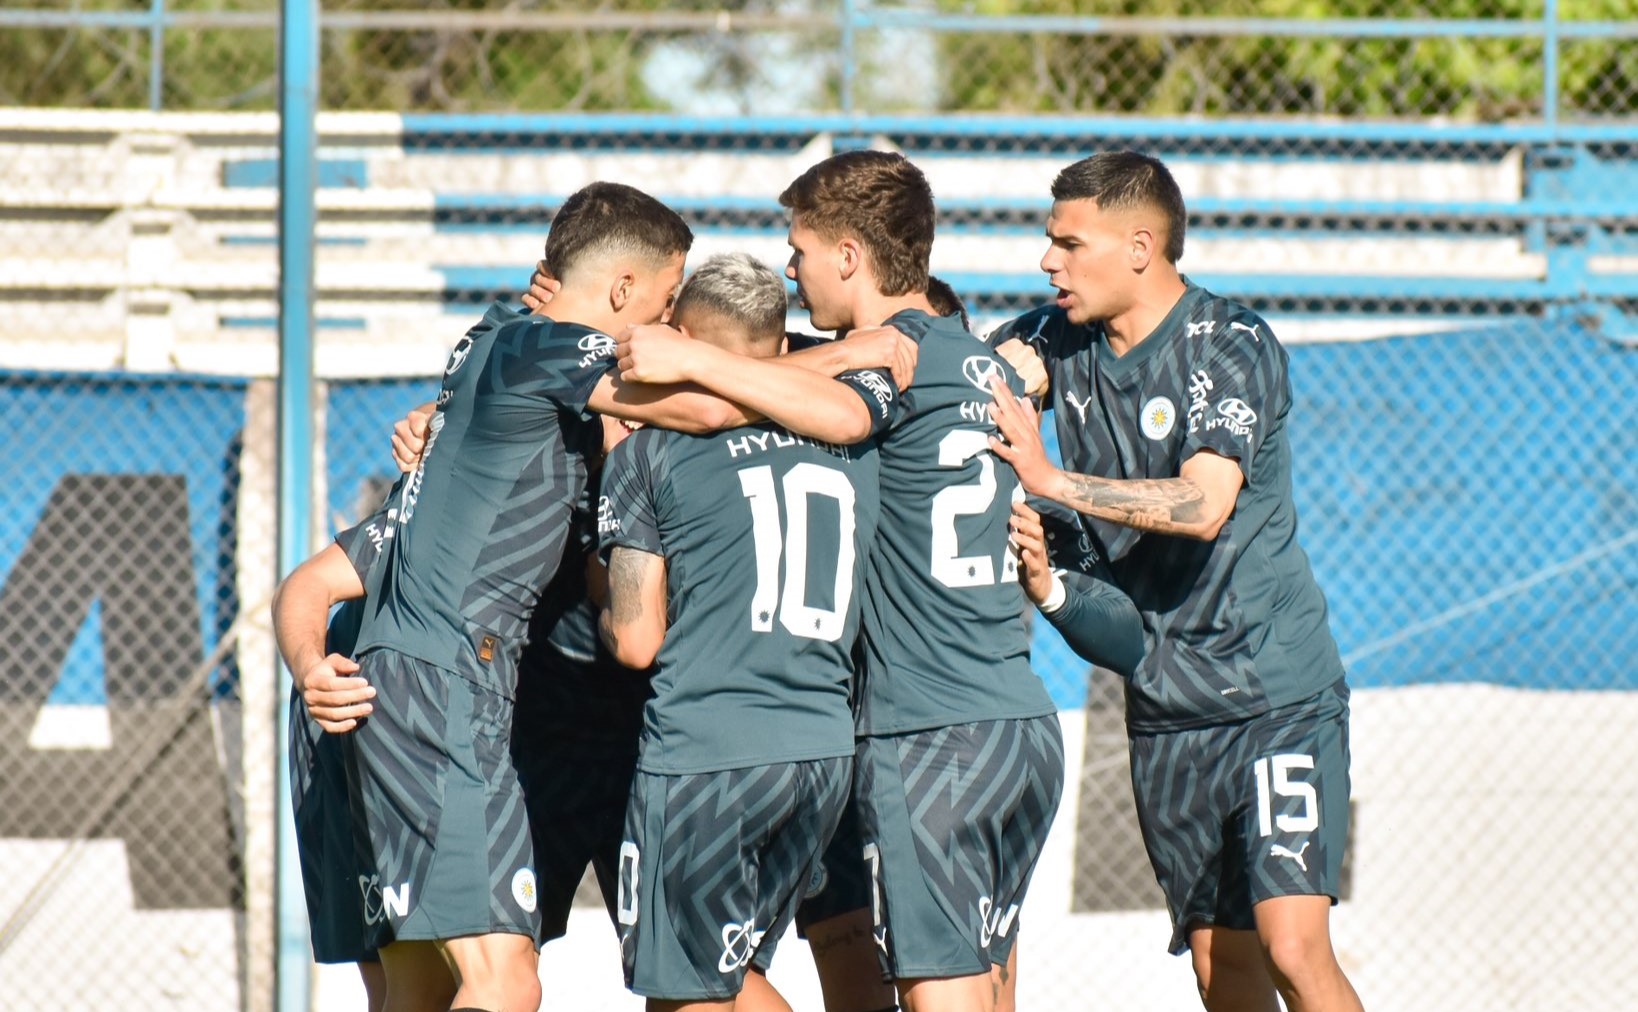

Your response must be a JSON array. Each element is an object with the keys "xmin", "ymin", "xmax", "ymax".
[{"xmin": 930, "ymin": 429, "xmax": 1020, "ymax": 588}]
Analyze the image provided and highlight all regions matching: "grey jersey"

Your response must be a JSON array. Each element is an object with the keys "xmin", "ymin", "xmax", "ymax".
[
  {"xmin": 990, "ymin": 284, "xmax": 1345, "ymax": 732},
  {"xmin": 599, "ymin": 421, "xmax": 884, "ymax": 776},
  {"xmin": 353, "ymin": 303, "xmax": 616, "ymax": 698},
  {"xmin": 856, "ymin": 309, "xmax": 1056, "ymax": 736}
]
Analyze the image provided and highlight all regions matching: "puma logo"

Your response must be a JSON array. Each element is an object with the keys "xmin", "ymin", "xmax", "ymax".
[
  {"xmin": 1229, "ymin": 321, "xmax": 1262, "ymax": 342},
  {"xmin": 1026, "ymin": 314, "xmax": 1051, "ymax": 344},
  {"xmin": 1270, "ymin": 841, "xmax": 1310, "ymax": 872},
  {"xmin": 1063, "ymin": 388, "xmax": 1093, "ymax": 425}
]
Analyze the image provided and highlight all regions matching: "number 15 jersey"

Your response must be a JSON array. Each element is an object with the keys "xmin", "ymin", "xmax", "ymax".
[{"xmin": 856, "ymin": 309, "xmax": 1056, "ymax": 736}]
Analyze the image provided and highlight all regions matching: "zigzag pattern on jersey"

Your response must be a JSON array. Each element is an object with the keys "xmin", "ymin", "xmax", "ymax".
[
  {"xmin": 883, "ymin": 717, "xmax": 1065, "ymax": 960},
  {"xmin": 353, "ymin": 654, "xmax": 536, "ymax": 946},
  {"xmin": 646, "ymin": 759, "xmax": 850, "ymax": 979},
  {"xmin": 455, "ymin": 315, "xmax": 605, "ymax": 642}
]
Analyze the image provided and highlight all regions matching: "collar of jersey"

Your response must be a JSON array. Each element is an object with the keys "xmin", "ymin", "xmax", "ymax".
[{"xmin": 1095, "ymin": 281, "xmax": 1205, "ymax": 384}]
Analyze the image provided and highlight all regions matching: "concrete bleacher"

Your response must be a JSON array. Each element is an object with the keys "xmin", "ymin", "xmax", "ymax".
[{"xmin": 2, "ymin": 108, "xmax": 1633, "ymax": 377}]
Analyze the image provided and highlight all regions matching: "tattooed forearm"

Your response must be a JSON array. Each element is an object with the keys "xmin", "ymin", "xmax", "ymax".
[
  {"xmin": 1058, "ymin": 472, "xmax": 1211, "ymax": 536},
  {"xmin": 607, "ymin": 547, "xmax": 652, "ymax": 625}
]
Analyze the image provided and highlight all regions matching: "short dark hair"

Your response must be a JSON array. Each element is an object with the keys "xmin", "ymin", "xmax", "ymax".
[
  {"xmin": 673, "ymin": 253, "xmax": 788, "ymax": 347},
  {"xmin": 925, "ymin": 275, "xmax": 970, "ymax": 331},
  {"xmin": 778, "ymin": 150, "xmax": 934, "ymax": 297},
  {"xmin": 544, "ymin": 181, "xmax": 693, "ymax": 280},
  {"xmin": 1051, "ymin": 151, "xmax": 1186, "ymax": 263}
]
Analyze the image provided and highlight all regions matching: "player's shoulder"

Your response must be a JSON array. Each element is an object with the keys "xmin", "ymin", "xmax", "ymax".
[
  {"xmin": 988, "ymin": 303, "xmax": 1078, "ymax": 350},
  {"xmin": 1183, "ymin": 287, "xmax": 1278, "ymax": 357}
]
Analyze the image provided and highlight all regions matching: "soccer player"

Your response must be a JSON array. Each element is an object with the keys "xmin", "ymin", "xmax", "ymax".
[
  {"xmin": 616, "ymin": 150, "xmax": 1061, "ymax": 1012},
  {"xmin": 985, "ymin": 151, "xmax": 1364, "ymax": 1012},
  {"xmin": 596, "ymin": 252, "xmax": 889, "ymax": 1011},
  {"xmin": 276, "ymin": 181, "xmax": 900, "ymax": 1012}
]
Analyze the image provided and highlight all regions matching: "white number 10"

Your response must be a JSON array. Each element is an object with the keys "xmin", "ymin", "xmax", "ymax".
[
  {"xmin": 739, "ymin": 462, "xmax": 857, "ymax": 642},
  {"xmin": 1253, "ymin": 754, "xmax": 1319, "ymax": 837}
]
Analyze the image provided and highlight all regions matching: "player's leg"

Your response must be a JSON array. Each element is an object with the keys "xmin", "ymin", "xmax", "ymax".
[
  {"xmin": 1251, "ymin": 896, "xmax": 1362, "ymax": 1012},
  {"xmin": 348, "ymin": 653, "xmax": 542, "ymax": 1010},
  {"xmin": 377, "ymin": 939, "xmax": 459, "ymax": 1012},
  {"xmin": 1186, "ymin": 925, "xmax": 1278, "ymax": 1012},
  {"xmin": 856, "ymin": 718, "xmax": 1063, "ymax": 1012},
  {"xmin": 1230, "ymin": 682, "xmax": 1361, "ymax": 1012},
  {"xmin": 987, "ymin": 943, "xmax": 1017, "ymax": 1012},
  {"xmin": 805, "ymin": 907, "xmax": 899, "ymax": 1012},
  {"xmin": 795, "ymin": 793, "xmax": 900, "ymax": 1012},
  {"xmin": 737, "ymin": 968, "xmax": 794, "ymax": 1012},
  {"xmin": 1129, "ymin": 721, "xmax": 1267, "ymax": 1007},
  {"xmin": 357, "ymin": 958, "xmax": 388, "ymax": 1012},
  {"xmin": 440, "ymin": 931, "xmax": 542, "ymax": 1011}
]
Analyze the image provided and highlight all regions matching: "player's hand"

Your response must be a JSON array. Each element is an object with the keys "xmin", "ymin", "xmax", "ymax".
[
  {"xmin": 987, "ymin": 377, "xmax": 1058, "ymax": 495},
  {"xmin": 995, "ymin": 338, "xmax": 1048, "ymax": 398},
  {"xmin": 601, "ymin": 413, "xmax": 640, "ymax": 454},
  {"xmin": 616, "ymin": 323, "xmax": 699, "ymax": 384},
  {"xmin": 521, "ymin": 259, "xmax": 561, "ymax": 316},
  {"xmin": 298, "ymin": 654, "xmax": 375, "ymax": 734},
  {"xmin": 838, "ymin": 325, "xmax": 917, "ymax": 391},
  {"xmin": 1009, "ymin": 501, "xmax": 1055, "ymax": 606},
  {"xmin": 391, "ymin": 401, "xmax": 437, "ymax": 473}
]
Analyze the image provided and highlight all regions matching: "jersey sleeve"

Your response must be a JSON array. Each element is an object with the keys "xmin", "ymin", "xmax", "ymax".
[
  {"xmin": 1181, "ymin": 314, "xmax": 1287, "ymax": 475},
  {"xmin": 333, "ymin": 474, "xmax": 406, "ymax": 583},
  {"xmin": 597, "ymin": 429, "xmax": 667, "ymax": 560},
  {"xmin": 835, "ymin": 366, "xmax": 903, "ymax": 437},
  {"xmin": 1037, "ymin": 503, "xmax": 1145, "ymax": 679},
  {"xmin": 535, "ymin": 322, "xmax": 621, "ymax": 414}
]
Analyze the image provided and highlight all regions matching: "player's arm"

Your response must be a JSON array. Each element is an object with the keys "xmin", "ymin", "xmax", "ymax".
[
  {"xmin": 585, "ymin": 372, "xmax": 754, "ymax": 435},
  {"xmin": 986, "ymin": 312, "xmax": 1053, "ymax": 399},
  {"xmin": 988, "ymin": 378, "xmax": 1241, "ymax": 541},
  {"xmin": 271, "ymin": 544, "xmax": 375, "ymax": 733},
  {"xmin": 598, "ymin": 546, "xmax": 667, "ymax": 669},
  {"xmin": 615, "ymin": 324, "xmax": 890, "ymax": 444},
  {"xmin": 1011, "ymin": 502, "xmax": 1144, "ymax": 678},
  {"xmin": 777, "ymin": 325, "xmax": 917, "ymax": 392}
]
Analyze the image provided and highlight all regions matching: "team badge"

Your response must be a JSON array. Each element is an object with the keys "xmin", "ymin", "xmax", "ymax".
[
  {"xmin": 511, "ymin": 867, "xmax": 538, "ymax": 913},
  {"xmin": 1140, "ymin": 396, "xmax": 1176, "ymax": 440}
]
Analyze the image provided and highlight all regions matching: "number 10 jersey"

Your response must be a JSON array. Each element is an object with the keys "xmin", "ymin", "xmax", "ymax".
[{"xmin": 598, "ymin": 422, "xmax": 883, "ymax": 775}]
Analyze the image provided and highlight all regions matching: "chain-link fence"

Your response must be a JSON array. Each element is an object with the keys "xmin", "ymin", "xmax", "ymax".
[
  {"xmin": 3, "ymin": 4, "xmax": 1637, "ymax": 1011},
  {"xmin": 4, "ymin": 2, "xmax": 1636, "ymax": 118}
]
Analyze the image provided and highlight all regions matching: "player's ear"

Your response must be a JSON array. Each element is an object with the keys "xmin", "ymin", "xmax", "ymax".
[
  {"xmin": 610, "ymin": 268, "xmax": 636, "ymax": 312},
  {"xmin": 1129, "ymin": 225, "xmax": 1157, "ymax": 271},
  {"xmin": 837, "ymin": 236, "xmax": 862, "ymax": 282}
]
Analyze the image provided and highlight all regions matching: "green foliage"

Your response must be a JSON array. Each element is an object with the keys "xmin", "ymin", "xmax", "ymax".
[
  {"xmin": 0, "ymin": 0, "xmax": 1630, "ymax": 118},
  {"xmin": 927, "ymin": 0, "xmax": 1591, "ymax": 117}
]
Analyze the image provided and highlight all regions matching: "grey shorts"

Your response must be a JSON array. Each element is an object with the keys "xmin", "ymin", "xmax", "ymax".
[
  {"xmin": 855, "ymin": 715, "xmax": 1065, "ymax": 979},
  {"xmin": 619, "ymin": 756, "xmax": 852, "ymax": 1000},
  {"xmin": 288, "ymin": 693, "xmax": 377, "ymax": 964},
  {"xmin": 1129, "ymin": 680, "xmax": 1352, "ymax": 954},
  {"xmin": 348, "ymin": 649, "xmax": 539, "ymax": 947}
]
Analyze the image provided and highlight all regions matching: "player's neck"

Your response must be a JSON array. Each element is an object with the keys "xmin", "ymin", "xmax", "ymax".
[
  {"xmin": 849, "ymin": 289, "xmax": 936, "ymax": 330},
  {"xmin": 534, "ymin": 292, "xmax": 622, "ymax": 336},
  {"xmin": 1103, "ymin": 275, "xmax": 1189, "ymax": 358}
]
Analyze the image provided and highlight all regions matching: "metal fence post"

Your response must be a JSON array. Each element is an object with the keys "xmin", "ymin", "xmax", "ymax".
[
  {"xmin": 148, "ymin": 0, "xmax": 165, "ymax": 111},
  {"xmin": 277, "ymin": 1, "xmax": 319, "ymax": 1009},
  {"xmin": 1544, "ymin": 0, "xmax": 1560, "ymax": 132}
]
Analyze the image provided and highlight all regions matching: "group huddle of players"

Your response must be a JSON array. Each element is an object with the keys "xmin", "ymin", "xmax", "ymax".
[{"xmin": 274, "ymin": 149, "xmax": 1366, "ymax": 1012}]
